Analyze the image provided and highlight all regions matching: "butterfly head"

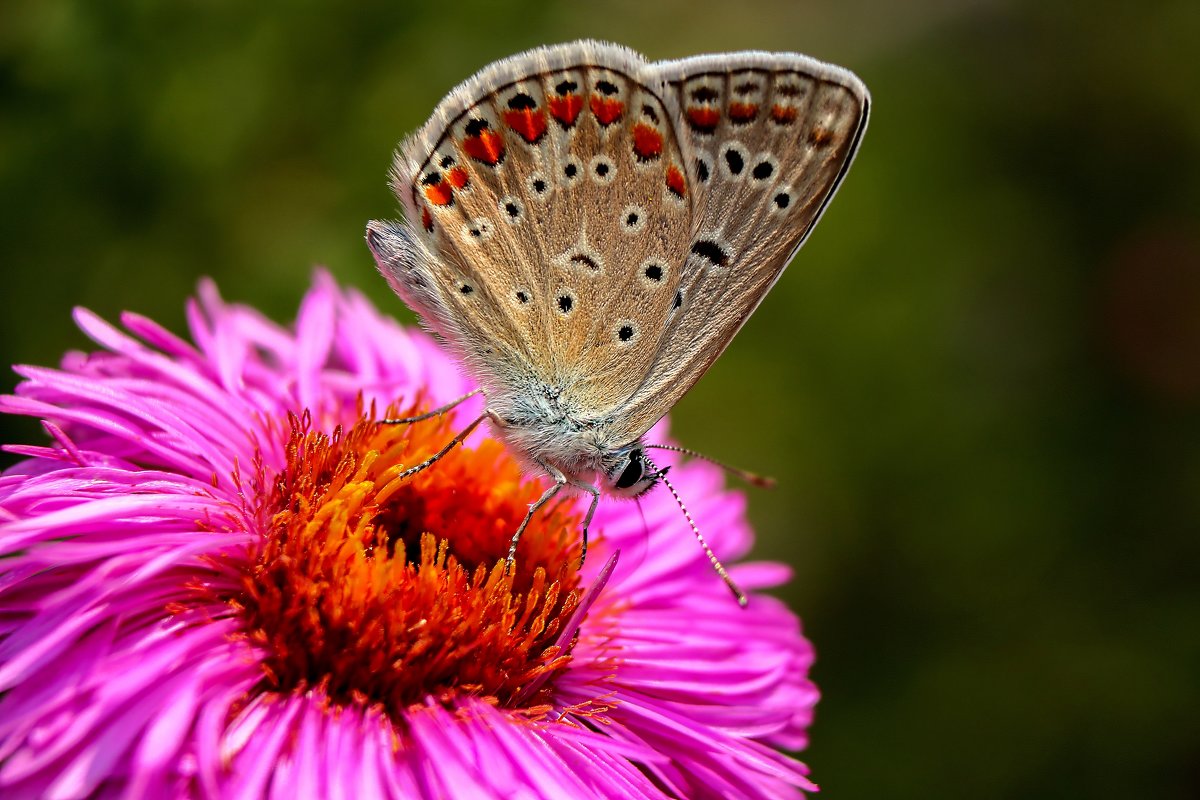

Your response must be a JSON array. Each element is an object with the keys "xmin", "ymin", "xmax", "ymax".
[{"xmin": 602, "ymin": 444, "xmax": 666, "ymax": 498}]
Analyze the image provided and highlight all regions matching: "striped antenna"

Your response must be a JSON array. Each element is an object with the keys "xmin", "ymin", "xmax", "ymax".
[
  {"xmin": 648, "ymin": 457, "xmax": 748, "ymax": 608},
  {"xmin": 645, "ymin": 444, "xmax": 776, "ymax": 489}
]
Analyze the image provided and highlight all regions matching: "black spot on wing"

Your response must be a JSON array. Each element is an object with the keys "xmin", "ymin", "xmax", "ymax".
[
  {"xmin": 691, "ymin": 239, "xmax": 730, "ymax": 267},
  {"xmin": 570, "ymin": 253, "xmax": 600, "ymax": 271},
  {"xmin": 724, "ymin": 148, "xmax": 744, "ymax": 175},
  {"xmin": 507, "ymin": 93, "xmax": 537, "ymax": 110}
]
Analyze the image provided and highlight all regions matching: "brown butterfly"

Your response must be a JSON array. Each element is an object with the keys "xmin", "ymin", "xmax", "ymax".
[{"xmin": 367, "ymin": 41, "xmax": 869, "ymax": 603}]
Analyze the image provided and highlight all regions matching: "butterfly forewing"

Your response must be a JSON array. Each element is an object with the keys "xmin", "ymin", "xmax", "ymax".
[
  {"xmin": 391, "ymin": 42, "xmax": 694, "ymax": 410},
  {"xmin": 606, "ymin": 52, "xmax": 870, "ymax": 442}
]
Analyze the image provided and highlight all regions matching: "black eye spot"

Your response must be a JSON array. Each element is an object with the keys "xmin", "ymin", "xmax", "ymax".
[
  {"xmin": 724, "ymin": 148, "xmax": 744, "ymax": 174},
  {"xmin": 596, "ymin": 162, "xmax": 609, "ymax": 177},
  {"xmin": 615, "ymin": 449, "xmax": 644, "ymax": 489},
  {"xmin": 596, "ymin": 80, "xmax": 619, "ymax": 96},
  {"xmin": 439, "ymin": 156, "xmax": 455, "ymax": 168},
  {"xmin": 460, "ymin": 284, "xmax": 473, "ymax": 294},
  {"xmin": 774, "ymin": 192, "xmax": 791, "ymax": 209},
  {"xmin": 618, "ymin": 325, "xmax": 634, "ymax": 341},
  {"xmin": 691, "ymin": 239, "xmax": 730, "ymax": 267},
  {"xmin": 464, "ymin": 118, "xmax": 490, "ymax": 136},
  {"xmin": 533, "ymin": 179, "xmax": 547, "ymax": 193},
  {"xmin": 626, "ymin": 212, "xmax": 639, "ymax": 226},
  {"xmin": 569, "ymin": 253, "xmax": 600, "ymax": 271},
  {"xmin": 644, "ymin": 263, "xmax": 663, "ymax": 281},
  {"xmin": 505, "ymin": 202, "xmax": 520, "ymax": 217},
  {"xmin": 674, "ymin": 290, "xmax": 683, "ymax": 309},
  {"xmin": 565, "ymin": 163, "xmax": 578, "ymax": 178},
  {"xmin": 752, "ymin": 161, "xmax": 774, "ymax": 180},
  {"xmin": 558, "ymin": 294, "xmax": 574, "ymax": 313},
  {"xmin": 641, "ymin": 104, "xmax": 659, "ymax": 122},
  {"xmin": 555, "ymin": 79, "xmax": 578, "ymax": 94},
  {"xmin": 734, "ymin": 81, "xmax": 760, "ymax": 95},
  {"xmin": 691, "ymin": 86, "xmax": 718, "ymax": 102},
  {"xmin": 420, "ymin": 171, "xmax": 442, "ymax": 186},
  {"xmin": 697, "ymin": 159, "xmax": 709, "ymax": 182},
  {"xmin": 507, "ymin": 92, "xmax": 537, "ymax": 110},
  {"xmin": 516, "ymin": 291, "xmax": 529, "ymax": 304},
  {"xmin": 469, "ymin": 227, "xmax": 481, "ymax": 237}
]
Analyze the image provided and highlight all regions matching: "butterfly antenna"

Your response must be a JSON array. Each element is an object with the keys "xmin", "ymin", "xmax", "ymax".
[
  {"xmin": 645, "ymin": 444, "xmax": 776, "ymax": 489},
  {"xmin": 380, "ymin": 388, "xmax": 482, "ymax": 425},
  {"xmin": 651, "ymin": 460, "xmax": 748, "ymax": 608}
]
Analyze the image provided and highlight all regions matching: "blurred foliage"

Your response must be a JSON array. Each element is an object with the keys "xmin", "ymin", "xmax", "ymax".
[{"xmin": 2, "ymin": 0, "xmax": 1199, "ymax": 797}]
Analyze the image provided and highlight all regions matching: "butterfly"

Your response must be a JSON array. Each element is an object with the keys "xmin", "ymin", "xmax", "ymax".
[{"xmin": 366, "ymin": 41, "xmax": 869, "ymax": 604}]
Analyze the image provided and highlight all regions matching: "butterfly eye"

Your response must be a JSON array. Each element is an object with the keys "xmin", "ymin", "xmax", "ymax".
[{"xmin": 614, "ymin": 449, "xmax": 644, "ymax": 490}]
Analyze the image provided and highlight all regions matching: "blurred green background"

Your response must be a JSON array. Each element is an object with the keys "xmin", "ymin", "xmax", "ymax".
[{"xmin": 2, "ymin": 1, "xmax": 1198, "ymax": 797}]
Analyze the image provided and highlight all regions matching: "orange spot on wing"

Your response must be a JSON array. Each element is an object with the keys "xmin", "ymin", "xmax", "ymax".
[
  {"xmin": 462, "ymin": 130, "xmax": 505, "ymax": 166},
  {"xmin": 686, "ymin": 106, "xmax": 720, "ymax": 133},
  {"xmin": 631, "ymin": 122, "xmax": 663, "ymax": 161},
  {"xmin": 770, "ymin": 104, "xmax": 799, "ymax": 125},
  {"xmin": 590, "ymin": 95, "xmax": 624, "ymax": 126},
  {"xmin": 808, "ymin": 127, "xmax": 835, "ymax": 147},
  {"xmin": 548, "ymin": 94, "xmax": 582, "ymax": 128},
  {"xmin": 423, "ymin": 180, "xmax": 453, "ymax": 207},
  {"xmin": 445, "ymin": 166, "xmax": 469, "ymax": 189},
  {"xmin": 503, "ymin": 108, "xmax": 548, "ymax": 144},
  {"xmin": 729, "ymin": 102, "xmax": 759, "ymax": 123},
  {"xmin": 665, "ymin": 164, "xmax": 686, "ymax": 198}
]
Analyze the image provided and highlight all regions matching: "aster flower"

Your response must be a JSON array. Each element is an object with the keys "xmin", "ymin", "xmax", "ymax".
[{"xmin": 0, "ymin": 270, "xmax": 819, "ymax": 798}]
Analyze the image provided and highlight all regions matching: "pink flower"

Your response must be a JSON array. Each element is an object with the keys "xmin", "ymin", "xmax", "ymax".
[{"xmin": 0, "ymin": 271, "xmax": 818, "ymax": 798}]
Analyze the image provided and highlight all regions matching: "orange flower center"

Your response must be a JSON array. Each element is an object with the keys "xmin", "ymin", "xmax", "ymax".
[{"xmin": 231, "ymin": 405, "xmax": 584, "ymax": 717}]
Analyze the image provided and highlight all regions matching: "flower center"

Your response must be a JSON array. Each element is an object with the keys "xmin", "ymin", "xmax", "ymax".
[{"xmin": 232, "ymin": 406, "xmax": 583, "ymax": 716}]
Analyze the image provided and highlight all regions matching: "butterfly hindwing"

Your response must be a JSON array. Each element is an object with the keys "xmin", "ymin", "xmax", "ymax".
[
  {"xmin": 605, "ymin": 51, "xmax": 870, "ymax": 443},
  {"xmin": 387, "ymin": 42, "xmax": 694, "ymax": 410}
]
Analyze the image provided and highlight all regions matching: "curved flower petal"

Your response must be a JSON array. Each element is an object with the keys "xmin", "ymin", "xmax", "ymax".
[{"xmin": 0, "ymin": 270, "xmax": 818, "ymax": 798}]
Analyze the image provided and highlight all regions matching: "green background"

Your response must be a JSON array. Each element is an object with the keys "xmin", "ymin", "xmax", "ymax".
[{"xmin": 2, "ymin": 1, "xmax": 1198, "ymax": 797}]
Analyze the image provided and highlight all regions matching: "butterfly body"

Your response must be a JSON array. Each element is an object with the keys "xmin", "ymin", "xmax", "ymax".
[
  {"xmin": 367, "ymin": 217, "xmax": 661, "ymax": 495},
  {"xmin": 367, "ymin": 41, "xmax": 868, "ymax": 585}
]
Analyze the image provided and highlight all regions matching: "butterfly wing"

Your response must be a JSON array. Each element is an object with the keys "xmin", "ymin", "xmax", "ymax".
[
  {"xmin": 603, "ymin": 51, "xmax": 870, "ymax": 443},
  {"xmin": 373, "ymin": 41, "xmax": 696, "ymax": 412}
]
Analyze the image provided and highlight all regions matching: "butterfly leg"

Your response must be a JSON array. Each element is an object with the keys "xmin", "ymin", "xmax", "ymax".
[
  {"xmin": 380, "ymin": 388, "xmax": 483, "ymax": 425},
  {"xmin": 394, "ymin": 411, "xmax": 488, "ymax": 480},
  {"xmin": 569, "ymin": 480, "xmax": 601, "ymax": 569},
  {"xmin": 506, "ymin": 463, "xmax": 567, "ymax": 571}
]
